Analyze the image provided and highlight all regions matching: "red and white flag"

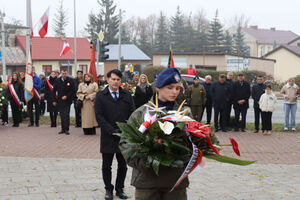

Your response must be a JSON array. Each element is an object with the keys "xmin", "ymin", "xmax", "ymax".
[
  {"xmin": 38, "ymin": 7, "xmax": 50, "ymax": 38},
  {"xmin": 60, "ymin": 42, "xmax": 71, "ymax": 56}
]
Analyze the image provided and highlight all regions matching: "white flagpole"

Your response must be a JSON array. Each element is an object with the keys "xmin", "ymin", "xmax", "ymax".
[
  {"xmin": 26, "ymin": 0, "xmax": 31, "ymax": 61},
  {"xmin": 118, "ymin": 9, "xmax": 122, "ymax": 71},
  {"xmin": 73, "ymin": 0, "xmax": 77, "ymax": 74},
  {"xmin": 1, "ymin": 11, "xmax": 6, "ymax": 82}
]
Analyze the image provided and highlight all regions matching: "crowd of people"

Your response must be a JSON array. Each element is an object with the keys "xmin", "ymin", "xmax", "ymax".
[{"xmin": 0, "ymin": 67, "xmax": 300, "ymax": 199}]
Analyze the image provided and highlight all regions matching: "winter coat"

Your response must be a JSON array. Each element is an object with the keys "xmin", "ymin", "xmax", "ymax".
[
  {"xmin": 120, "ymin": 103, "xmax": 190, "ymax": 190},
  {"xmin": 94, "ymin": 86, "xmax": 135, "ymax": 153},
  {"xmin": 6, "ymin": 81, "xmax": 24, "ymax": 103},
  {"xmin": 187, "ymin": 68, "xmax": 196, "ymax": 75},
  {"xmin": 211, "ymin": 81, "xmax": 231, "ymax": 108},
  {"xmin": 77, "ymin": 82, "xmax": 99, "ymax": 128},
  {"xmin": 187, "ymin": 83, "xmax": 206, "ymax": 106},
  {"xmin": 202, "ymin": 82, "xmax": 212, "ymax": 106},
  {"xmin": 232, "ymin": 81, "xmax": 251, "ymax": 109},
  {"xmin": 33, "ymin": 73, "xmax": 41, "ymax": 92},
  {"xmin": 44, "ymin": 77, "xmax": 58, "ymax": 112},
  {"xmin": 259, "ymin": 92, "xmax": 277, "ymax": 112},
  {"xmin": 175, "ymin": 79, "xmax": 188, "ymax": 106},
  {"xmin": 134, "ymin": 84, "xmax": 153, "ymax": 109},
  {"xmin": 251, "ymin": 83, "xmax": 266, "ymax": 108},
  {"xmin": 53, "ymin": 76, "xmax": 75, "ymax": 106},
  {"xmin": 280, "ymin": 83, "xmax": 299, "ymax": 104}
]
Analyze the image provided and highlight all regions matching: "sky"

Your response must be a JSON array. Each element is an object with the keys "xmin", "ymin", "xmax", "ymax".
[{"xmin": 1, "ymin": 0, "xmax": 299, "ymax": 37}]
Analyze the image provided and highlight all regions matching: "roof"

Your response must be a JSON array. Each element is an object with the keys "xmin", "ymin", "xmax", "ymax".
[
  {"xmin": 0, "ymin": 46, "xmax": 26, "ymax": 65},
  {"xmin": 16, "ymin": 35, "xmax": 91, "ymax": 60},
  {"xmin": 106, "ymin": 44, "xmax": 151, "ymax": 61},
  {"xmin": 242, "ymin": 27, "xmax": 299, "ymax": 44},
  {"xmin": 288, "ymin": 36, "xmax": 300, "ymax": 45},
  {"xmin": 153, "ymin": 52, "xmax": 276, "ymax": 62},
  {"xmin": 264, "ymin": 45, "xmax": 300, "ymax": 57}
]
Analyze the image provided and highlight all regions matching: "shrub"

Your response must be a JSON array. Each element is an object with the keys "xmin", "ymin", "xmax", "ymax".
[
  {"xmin": 142, "ymin": 66, "xmax": 166, "ymax": 82},
  {"xmin": 295, "ymin": 75, "xmax": 300, "ymax": 86}
]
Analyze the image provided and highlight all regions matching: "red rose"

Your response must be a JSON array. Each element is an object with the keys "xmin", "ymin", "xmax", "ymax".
[{"xmin": 156, "ymin": 139, "xmax": 163, "ymax": 144}]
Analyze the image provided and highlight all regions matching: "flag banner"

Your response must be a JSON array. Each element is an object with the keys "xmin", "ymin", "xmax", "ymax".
[
  {"xmin": 8, "ymin": 82, "xmax": 22, "ymax": 107},
  {"xmin": 89, "ymin": 44, "xmax": 97, "ymax": 82},
  {"xmin": 167, "ymin": 49, "xmax": 175, "ymax": 68},
  {"xmin": 60, "ymin": 42, "xmax": 71, "ymax": 56},
  {"xmin": 38, "ymin": 7, "xmax": 50, "ymax": 38},
  {"xmin": 24, "ymin": 51, "xmax": 34, "ymax": 102}
]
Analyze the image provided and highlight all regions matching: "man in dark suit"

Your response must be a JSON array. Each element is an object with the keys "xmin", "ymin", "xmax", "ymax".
[
  {"xmin": 211, "ymin": 74, "xmax": 231, "ymax": 132},
  {"xmin": 225, "ymin": 71, "xmax": 234, "ymax": 130},
  {"xmin": 251, "ymin": 75, "xmax": 266, "ymax": 133},
  {"xmin": 53, "ymin": 69, "xmax": 75, "ymax": 135},
  {"xmin": 232, "ymin": 73, "xmax": 251, "ymax": 132},
  {"xmin": 95, "ymin": 69, "xmax": 135, "ymax": 200},
  {"xmin": 73, "ymin": 70, "xmax": 83, "ymax": 127}
]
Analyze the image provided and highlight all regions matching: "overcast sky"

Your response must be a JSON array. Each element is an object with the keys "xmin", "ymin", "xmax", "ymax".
[{"xmin": 1, "ymin": 0, "xmax": 299, "ymax": 37}]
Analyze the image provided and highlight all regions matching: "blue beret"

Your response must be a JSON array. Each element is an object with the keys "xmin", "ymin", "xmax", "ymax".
[
  {"xmin": 193, "ymin": 75, "xmax": 200, "ymax": 80},
  {"xmin": 156, "ymin": 68, "xmax": 181, "ymax": 88}
]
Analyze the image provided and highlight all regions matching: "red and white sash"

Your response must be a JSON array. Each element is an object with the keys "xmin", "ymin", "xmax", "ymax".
[
  {"xmin": 47, "ymin": 79, "xmax": 58, "ymax": 99},
  {"xmin": 8, "ymin": 82, "xmax": 22, "ymax": 107},
  {"xmin": 33, "ymin": 88, "xmax": 41, "ymax": 103}
]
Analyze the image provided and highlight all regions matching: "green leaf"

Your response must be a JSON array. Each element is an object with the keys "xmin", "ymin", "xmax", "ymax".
[
  {"xmin": 204, "ymin": 154, "xmax": 256, "ymax": 166},
  {"xmin": 175, "ymin": 122, "xmax": 186, "ymax": 130},
  {"xmin": 152, "ymin": 159, "xmax": 160, "ymax": 175},
  {"xmin": 169, "ymin": 141, "xmax": 190, "ymax": 154},
  {"xmin": 140, "ymin": 145, "xmax": 150, "ymax": 153},
  {"xmin": 154, "ymin": 153, "xmax": 175, "ymax": 167},
  {"xmin": 146, "ymin": 156, "xmax": 153, "ymax": 168}
]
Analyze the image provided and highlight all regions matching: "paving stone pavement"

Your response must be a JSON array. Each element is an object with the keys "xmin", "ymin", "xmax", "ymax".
[{"xmin": 0, "ymin": 156, "xmax": 299, "ymax": 200}]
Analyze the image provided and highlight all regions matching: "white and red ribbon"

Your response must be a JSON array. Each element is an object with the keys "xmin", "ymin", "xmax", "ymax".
[
  {"xmin": 138, "ymin": 108, "xmax": 157, "ymax": 133},
  {"xmin": 47, "ymin": 79, "xmax": 58, "ymax": 99},
  {"xmin": 8, "ymin": 82, "xmax": 22, "ymax": 107},
  {"xmin": 33, "ymin": 88, "xmax": 41, "ymax": 103}
]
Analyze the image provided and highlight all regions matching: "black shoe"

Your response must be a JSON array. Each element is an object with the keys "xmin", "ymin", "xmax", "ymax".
[
  {"xmin": 222, "ymin": 129, "xmax": 227, "ymax": 132},
  {"xmin": 227, "ymin": 127, "xmax": 232, "ymax": 131},
  {"xmin": 254, "ymin": 129, "xmax": 259, "ymax": 133},
  {"xmin": 116, "ymin": 189, "xmax": 128, "ymax": 199},
  {"xmin": 65, "ymin": 131, "xmax": 70, "ymax": 135},
  {"xmin": 12, "ymin": 124, "xmax": 19, "ymax": 127},
  {"xmin": 215, "ymin": 129, "xmax": 219, "ymax": 132},
  {"xmin": 234, "ymin": 129, "xmax": 239, "ymax": 132},
  {"xmin": 105, "ymin": 190, "xmax": 113, "ymax": 200},
  {"xmin": 28, "ymin": 123, "xmax": 34, "ymax": 127},
  {"xmin": 241, "ymin": 129, "xmax": 246, "ymax": 132},
  {"xmin": 35, "ymin": 123, "xmax": 39, "ymax": 127},
  {"xmin": 58, "ymin": 130, "xmax": 65, "ymax": 134}
]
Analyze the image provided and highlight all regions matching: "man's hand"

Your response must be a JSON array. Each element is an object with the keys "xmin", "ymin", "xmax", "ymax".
[
  {"xmin": 85, "ymin": 96, "xmax": 90, "ymax": 100},
  {"xmin": 62, "ymin": 96, "xmax": 67, "ymax": 100},
  {"xmin": 53, "ymin": 102, "xmax": 57, "ymax": 106},
  {"xmin": 238, "ymin": 100, "xmax": 244, "ymax": 105}
]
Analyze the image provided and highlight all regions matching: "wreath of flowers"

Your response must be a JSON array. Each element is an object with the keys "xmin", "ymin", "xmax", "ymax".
[
  {"xmin": 0, "ymin": 87, "xmax": 8, "ymax": 115},
  {"xmin": 117, "ymin": 97, "xmax": 255, "ymax": 190}
]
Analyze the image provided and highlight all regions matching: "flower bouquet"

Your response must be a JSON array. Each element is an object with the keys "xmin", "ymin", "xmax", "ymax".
[
  {"xmin": 117, "ymin": 97, "xmax": 255, "ymax": 191},
  {"xmin": 120, "ymin": 83, "xmax": 135, "ymax": 96},
  {"xmin": 0, "ymin": 87, "xmax": 8, "ymax": 115}
]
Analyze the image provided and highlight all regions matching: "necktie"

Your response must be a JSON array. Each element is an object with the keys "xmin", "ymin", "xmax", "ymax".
[{"xmin": 112, "ymin": 92, "xmax": 118, "ymax": 101}]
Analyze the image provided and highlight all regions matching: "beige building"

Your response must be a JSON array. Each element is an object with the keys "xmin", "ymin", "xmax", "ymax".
[
  {"xmin": 153, "ymin": 52, "xmax": 275, "ymax": 76},
  {"xmin": 264, "ymin": 45, "xmax": 300, "ymax": 82},
  {"xmin": 229, "ymin": 26, "xmax": 299, "ymax": 57}
]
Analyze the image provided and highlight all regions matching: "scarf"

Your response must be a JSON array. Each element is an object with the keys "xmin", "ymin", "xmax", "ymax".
[{"xmin": 158, "ymin": 98, "xmax": 174, "ymax": 111}]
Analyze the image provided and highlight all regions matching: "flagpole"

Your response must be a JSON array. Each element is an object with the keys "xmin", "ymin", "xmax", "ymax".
[
  {"xmin": 118, "ymin": 9, "xmax": 122, "ymax": 71},
  {"xmin": 26, "ymin": 0, "xmax": 31, "ymax": 62},
  {"xmin": 73, "ymin": 0, "xmax": 77, "ymax": 74},
  {"xmin": 1, "ymin": 11, "xmax": 6, "ymax": 82}
]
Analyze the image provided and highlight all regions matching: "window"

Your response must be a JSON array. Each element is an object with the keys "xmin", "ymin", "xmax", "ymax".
[
  {"xmin": 79, "ymin": 65, "xmax": 88, "ymax": 74},
  {"xmin": 42, "ymin": 65, "xmax": 52, "ymax": 76}
]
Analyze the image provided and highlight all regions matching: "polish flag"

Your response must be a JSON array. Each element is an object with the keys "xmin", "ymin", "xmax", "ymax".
[
  {"xmin": 38, "ymin": 7, "xmax": 50, "ymax": 38},
  {"xmin": 60, "ymin": 42, "xmax": 71, "ymax": 56}
]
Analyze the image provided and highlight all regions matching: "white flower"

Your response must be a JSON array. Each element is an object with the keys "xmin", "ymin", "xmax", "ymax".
[
  {"xmin": 158, "ymin": 121, "xmax": 174, "ymax": 135},
  {"xmin": 1, "ymin": 96, "xmax": 4, "ymax": 99},
  {"xmin": 0, "ymin": 103, "xmax": 2, "ymax": 106},
  {"xmin": 0, "ymin": 88, "xmax": 2, "ymax": 91}
]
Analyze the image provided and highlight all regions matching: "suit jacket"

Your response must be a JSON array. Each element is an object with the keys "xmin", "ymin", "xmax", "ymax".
[
  {"xmin": 232, "ymin": 81, "xmax": 251, "ymax": 109},
  {"xmin": 53, "ymin": 76, "xmax": 75, "ymax": 106},
  {"xmin": 94, "ymin": 86, "xmax": 135, "ymax": 153}
]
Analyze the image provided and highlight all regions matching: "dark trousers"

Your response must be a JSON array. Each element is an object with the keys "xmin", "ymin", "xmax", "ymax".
[
  {"xmin": 203, "ymin": 104, "xmax": 212, "ymax": 124},
  {"xmin": 234, "ymin": 106, "xmax": 248, "ymax": 130},
  {"xmin": 74, "ymin": 100, "xmax": 81, "ymax": 127},
  {"xmin": 49, "ymin": 111, "xmax": 58, "ymax": 126},
  {"xmin": 27, "ymin": 97, "xmax": 40, "ymax": 125},
  {"xmin": 102, "ymin": 153, "xmax": 127, "ymax": 192},
  {"xmin": 261, "ymin": 112, "xmax": 272, "ymax": 131},
  {"xmin": 191, "ymin": 105, "xmax": 204, "ymax": 122},
  {"xmin": 254, "ymin": 105, "xmax": 262, "ymax": 130},
  {"xmin": 10, "ymin": 101, "xmax": 20, "ymax": 125},
  {"xmin": 225, "ymin": 101, "xmax": 232, "ymax": 128},
  {"xmin": 1, "ymin": 105, "xmax": 8, "ymax": 123},
  {"xmin": 59, "ymin": 103, "xmax": 70, "ymax": 131},
  {"xmin": 40, "ymin": 100, "xmax": 46, "ymax": 115},
  {"xmin": 214, "ymin": 106, "xmax": 226, "ymax": 130}
]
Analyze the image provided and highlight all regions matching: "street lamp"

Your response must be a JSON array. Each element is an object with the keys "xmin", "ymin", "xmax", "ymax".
[{"xmin": 0, "ymin": 10, "xmax": 6, "ymax": 82}]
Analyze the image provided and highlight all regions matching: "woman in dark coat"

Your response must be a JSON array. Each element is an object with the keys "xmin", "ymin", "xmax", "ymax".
[
  {"xmin": 44, "ymin": 71, "xmax": 58, "ymax": 127},
  {"xmin": 133, "ymin": 74, "xmax": 153, "ymax": 109},
  {"xmin": 6, "ymin": 72, "xmax": 24, "ymax": 127}
]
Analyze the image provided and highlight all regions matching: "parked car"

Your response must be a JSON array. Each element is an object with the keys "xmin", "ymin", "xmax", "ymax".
[{"xmin": 181, "ymin": 74, "xmax": 205, "ymax": 85}]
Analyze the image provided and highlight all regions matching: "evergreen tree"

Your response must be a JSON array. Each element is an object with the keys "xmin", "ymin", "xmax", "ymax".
[
  {"xmin": 154, "ymin": 12, "xmax": 169, "ymax": 52},
  {"xmin": 170, "ymin": 6, "xmax": 185, "ymax": 52},
  {"xmin": 224, "ymin": 30, "xmax": 233, "ymax": 54},
  {"xmin": 52, "ymin": 0, "xmax": 69, "ymax": 37},
  {"xmin": 183, "ymin": 15, "xmax": 197, "ymax": 52},
  {"xmin": 207, "ymin": 10, "xmax": 225, "ymax": 52},
  {"xmin": 195, "ymin": 29, "xmax": 209, "ymax": 52},
  {"xmin": 233, "ymin": 22, "xmax": 250, "ymax": 56},
  {"xmin": 85, "ymin": 0, "xmax": 119, "ymax": 43},
  {"xmin": 120, "ymin": 24, "xmax": 131, "ymax": 44},
  {"xmin": 138, "ymin": 23, "xmax": 152, "ymax": 56}
]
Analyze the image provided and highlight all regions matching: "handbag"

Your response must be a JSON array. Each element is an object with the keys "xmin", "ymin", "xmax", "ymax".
[{"xmin": 75, "ymin": 99, "xmax": 83, "ymax": 109}]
